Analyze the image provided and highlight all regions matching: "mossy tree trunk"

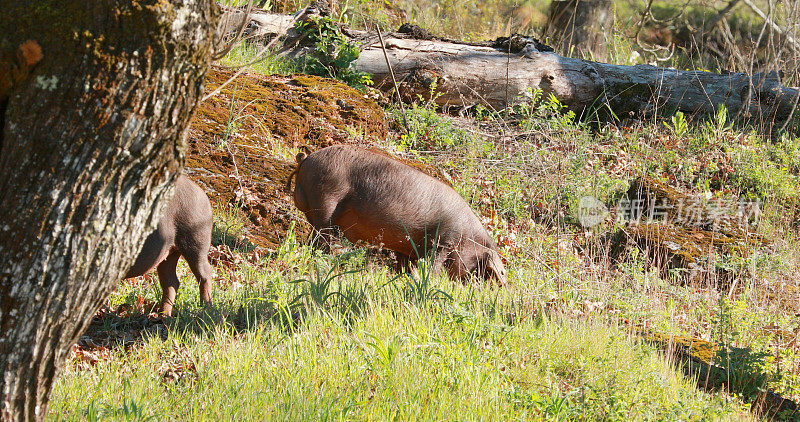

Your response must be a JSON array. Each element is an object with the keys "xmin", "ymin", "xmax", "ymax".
[{"xmin": 0, "ymin": 1, "xmax": 217, "ymax": 420}]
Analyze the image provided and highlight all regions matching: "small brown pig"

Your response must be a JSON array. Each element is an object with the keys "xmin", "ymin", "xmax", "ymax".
[
  {"xmin": 124, "ymin": 175, "xmax": 213, "ymax": 315},
  {"xmin": 287, "ymin": 145, "xmax": 507, "ymax": 285}
]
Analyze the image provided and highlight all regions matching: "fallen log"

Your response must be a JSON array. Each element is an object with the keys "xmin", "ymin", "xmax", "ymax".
[{"xmin": 225, "ymin": 6, "xmax": 800, "ymax": 130}]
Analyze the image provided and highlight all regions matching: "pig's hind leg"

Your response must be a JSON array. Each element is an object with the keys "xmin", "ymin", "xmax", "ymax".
[
  {"xmin": 176, "ymin": 226, "xmax": 214, "ymax": 308},
  {"xmin": 156, "ymin": 250, "xmax": 182, "ymax": 316},
  {"xmin": 181, "ymin": 245, "xmax": 213, "ymax": 307}
]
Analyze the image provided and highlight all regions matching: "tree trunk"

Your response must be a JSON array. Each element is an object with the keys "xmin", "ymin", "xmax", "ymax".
[
  {"xmin": 0, "ymin": 1, "xmax": 217, "ymax": 420},
  {"xmin": 544, "ymin": 0, "xmax": 613, "ymax": 61},
  {"xmin": 233, "ymin": 8, "xmax": 800, "ymax": 130}
]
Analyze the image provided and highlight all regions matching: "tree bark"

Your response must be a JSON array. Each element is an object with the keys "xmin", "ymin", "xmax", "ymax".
[
  {"xmin": 0, "ymin": 1, "xmax": 217, "ymax": 420},
  {"xmin": 235, "ymin": 8, "xmax": 800, "ymax": 130},
  {"xmin": 544, "ymin": 0, "xmax": 613, "ymax": 61}
]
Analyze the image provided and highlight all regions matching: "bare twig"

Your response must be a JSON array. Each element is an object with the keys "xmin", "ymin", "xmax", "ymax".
[
  {"xmin": 214, "ymin": 1, "xmax": 257, "ymax": 60},
  {"xmin": 632, "ymin": 0, "xmax": 677, "ymax": 62},
  {"xmin": 504, "ymin": 16, "xmax": 511, "ymax": 115},
  {"xmin": 376, "ymin": 23, "xmax": 406, "ymax": 120},
  {"xmin": 201, "ymin": 7, "xmax": 301, "ymax": 103},
  {"xmin": 705, "ymin": 0, "xmax": 742, "ymax": 35},
  {"xmin": 742, "ymin": 0, "xmax": 800, "ymax": 52}
]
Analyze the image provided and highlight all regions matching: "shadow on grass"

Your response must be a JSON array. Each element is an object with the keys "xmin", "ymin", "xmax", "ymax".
[
  {"xmin": 82, "ymin": 250, "xmax": 398, "ymax": 352},
  {"xmin": 641, "ymin": 331, "xmax": 797, "ymax": 421}
]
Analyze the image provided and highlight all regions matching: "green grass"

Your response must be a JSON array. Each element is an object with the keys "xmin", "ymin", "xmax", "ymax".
[
  {"xmin": 217, "ymin": 43, "xmax": 299, "ymax": 75},
  {"xmin": 49, "ymin": 235, "xmax": 751, "ymax": 421},
  {"xmin": 48, "ymin": 103, "xmax": 800, "ymax": 420}
]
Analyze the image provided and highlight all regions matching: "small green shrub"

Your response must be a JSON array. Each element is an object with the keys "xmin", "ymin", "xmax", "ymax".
[
  {"xmin": 516, "ymin": 88, "xmax": 577, "ymax": 132},
  {"xmin": 665, "ymin": 111, "xmax": 689, "ymax": 138},
  {"xmin": 295, "ymin": 17, "xmax": 372, "ymax": 88},
  {"xmin": 392, "ymin": 103, "xmax": 473, "ymax": 152},
  {"xmin": 704, "ymin": 104, "xmax": 733, "ymax": 142}
]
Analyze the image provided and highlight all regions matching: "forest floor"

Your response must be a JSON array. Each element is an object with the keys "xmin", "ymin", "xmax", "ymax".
[{"xmin": 46, "ymin": 8, "xmax": 800, "ymax": 419}]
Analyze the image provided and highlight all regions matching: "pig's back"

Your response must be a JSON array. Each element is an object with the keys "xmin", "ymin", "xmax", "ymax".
[{"xmin": 306, "ymin": 146, "xmax": 486, "ymax": 247}]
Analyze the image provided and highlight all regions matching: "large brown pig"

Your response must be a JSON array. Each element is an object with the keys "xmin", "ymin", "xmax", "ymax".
[
  {"xmin": 287, "ymin": 145, "xmax": 507, "ymax": 284},
  {"xmin": 124, "ymin": 175, "xmax": 213, "ymax": 315}
]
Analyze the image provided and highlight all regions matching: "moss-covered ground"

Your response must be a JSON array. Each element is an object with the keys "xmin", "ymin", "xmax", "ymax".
[{"xmin": 185, "ymin": 67, "xmax": 387, "ymax": 249}]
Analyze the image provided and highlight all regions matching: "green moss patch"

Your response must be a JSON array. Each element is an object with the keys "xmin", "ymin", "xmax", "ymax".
[
  {"xmin": 620, "ymin": 177, "xmax": 769, "ymax": 282},
  {"xmin": 185, "ymin": 67, "xmax": 388, "ymax": 249}
]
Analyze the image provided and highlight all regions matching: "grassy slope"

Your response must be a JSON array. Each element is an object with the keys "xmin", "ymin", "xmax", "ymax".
[
  {"xmin": 48, "ymin": 7, "xmax": 800, "ymax": 420},
  {"xmin": 49, "ymin": 85, "xmax": 800, "ymax": 420},
  {"xmin": 50, "ymin": 244, "xmax": 749, "ymax": 421}
]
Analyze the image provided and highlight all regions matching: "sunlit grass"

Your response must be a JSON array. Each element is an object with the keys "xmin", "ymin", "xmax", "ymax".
[
  {"xmin": 49, "ymin": 234, "xmax": 750, "ymax": 420},
  {"xmin": 217, "ymin": 43, "xmax": 299, "ymax": 76}
]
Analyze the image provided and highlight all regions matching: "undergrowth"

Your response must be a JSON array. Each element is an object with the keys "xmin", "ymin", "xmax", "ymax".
[{"xmin": 294, "ymin": 16, "xmax": 373, "ymax": 88}]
